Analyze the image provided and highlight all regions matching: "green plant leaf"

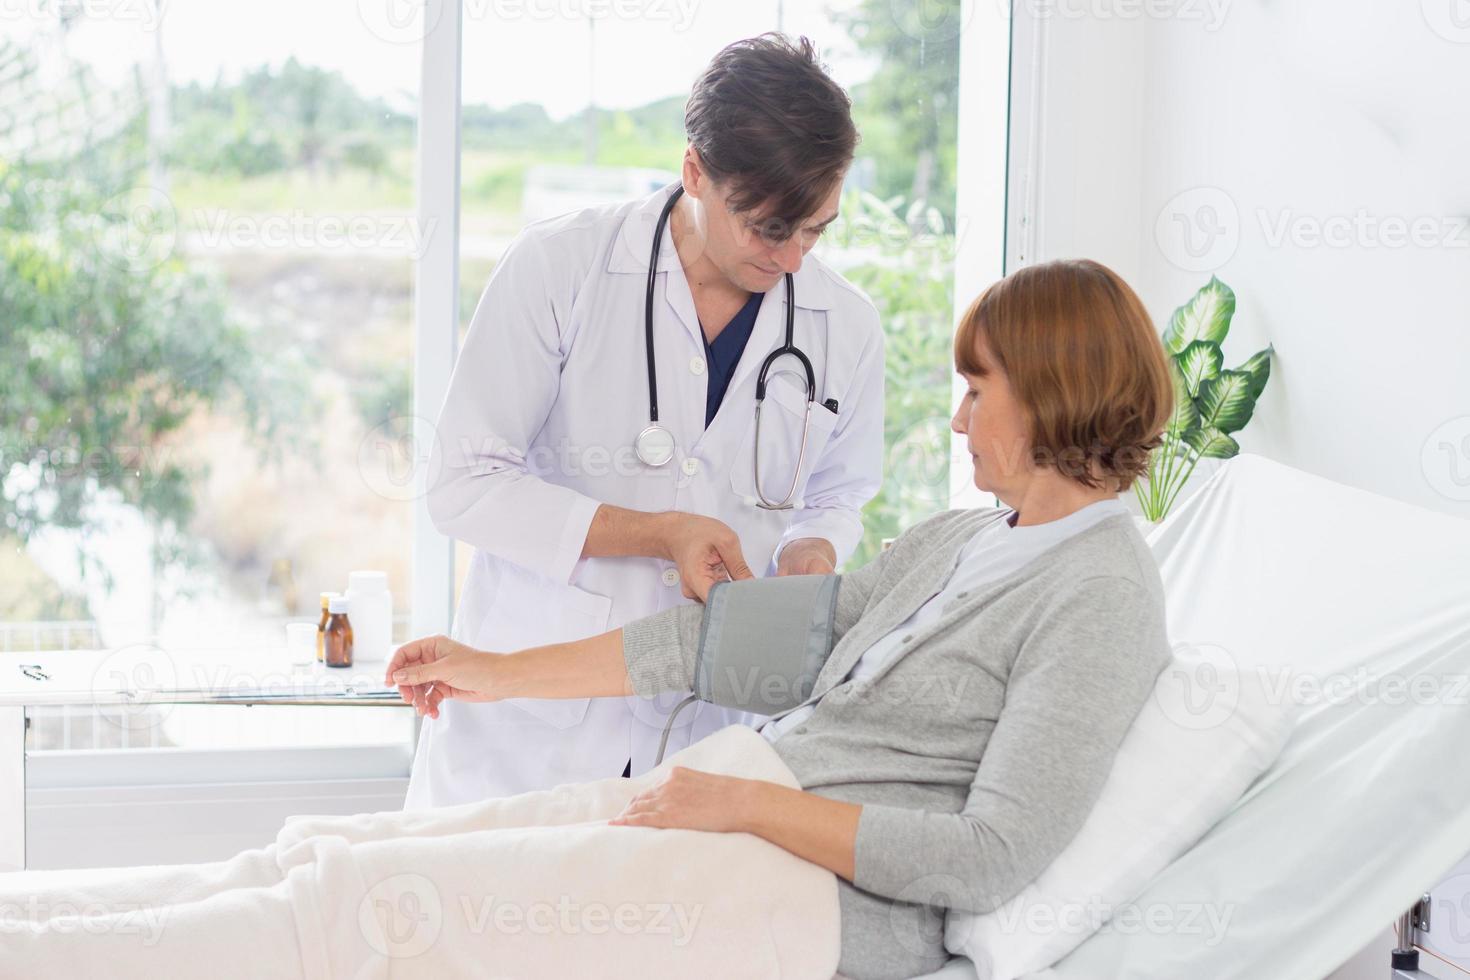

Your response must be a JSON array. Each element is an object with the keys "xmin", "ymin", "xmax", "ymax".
[
  {"xmin": 1163, "ymin": 358, "xmax": 1200, "ymax": 438},
  {"xmin": 1237, "ymin": 344, "xmax": 1273, "ymax": 400},
  {"xmin": 1162, "ymin": 276, "xmax": 1235, "ymax": 355},
  {"xmin": 1197, "ymin": 369, "xmax": 1258, "ymax": 434},
  {"xmin": 1185, "ymin": 426, "xmax": 1240, "ymax": 459},
  {"xmin": 1176, "ymin": 340, "xmax": 1223, "ymax": 398}
]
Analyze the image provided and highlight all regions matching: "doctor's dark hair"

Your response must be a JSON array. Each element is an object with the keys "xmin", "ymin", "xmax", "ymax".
[
  {"xmin": 684, "ymin": 34, "xmax": 857, "ymax": 237},
  {"xmin": 954, "ymin": 260, "xmax": 1175, "ymax": 492}
]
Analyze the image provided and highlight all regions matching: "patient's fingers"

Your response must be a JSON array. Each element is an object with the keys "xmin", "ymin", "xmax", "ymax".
[
  {"xmin": 387, "ymin": 635, "xmax": 451, "ymax": 705},
  {"xmin": 609, "ymin": 800, "xmax": 658, "ymax": 826}
]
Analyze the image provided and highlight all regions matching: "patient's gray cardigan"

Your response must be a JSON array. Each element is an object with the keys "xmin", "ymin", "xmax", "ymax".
[{"xmin": 621, "ymin": 506, "xmax": 1171, "ymax": 980}]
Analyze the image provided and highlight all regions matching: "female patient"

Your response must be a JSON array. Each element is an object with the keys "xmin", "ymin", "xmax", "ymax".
[
  {"xmin": 0, "ymin": 259, "xmax": 1174, "ymax": 980},
  {"xmin": 386, "ymin": 257, "xmax": 1176, "ymax": 977}
]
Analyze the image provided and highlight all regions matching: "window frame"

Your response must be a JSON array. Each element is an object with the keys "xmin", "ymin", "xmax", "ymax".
[{"xmin": 949, "ymin": 0, "xmax": 1015, "ymax": 510}]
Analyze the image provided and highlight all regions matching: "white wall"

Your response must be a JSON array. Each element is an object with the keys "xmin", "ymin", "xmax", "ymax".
[
  {"xmin": 1012, "ymin": 0, "xmax": 1470, "ymax": 521},
  {"xmin": 1011, "ymin": 3, "xmax": 1470, "ymax": 976}
]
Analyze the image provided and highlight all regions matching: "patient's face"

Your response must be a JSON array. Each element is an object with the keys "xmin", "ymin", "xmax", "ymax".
[{"xmin": 951, "ymin": 338, "xmax": 1032, "ymax": 498}]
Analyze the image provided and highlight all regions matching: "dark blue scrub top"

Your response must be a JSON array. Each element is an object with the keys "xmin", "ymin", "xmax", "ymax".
[{"xmin": 702, "ymin": 291, "xmax": 764, "ymax": 427}]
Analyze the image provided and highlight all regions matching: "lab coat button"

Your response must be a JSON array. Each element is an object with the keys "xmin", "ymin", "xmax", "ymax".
[
  {"xmin": 681, "ymin": 457, "xmax": 700, "ymax": 476},
  {"xmin": 661, "ymin": 568, "xmax": 680, "ymax": 587},
  {"xmin": 742, "ymin": 494, "xmax": 758, "ymax": 508},
  {"xmin": 690, "ymin": 357, "xmax": 706, "ymax": 375},
  {"xmin": 792, "ymin": 726, "xmax": 809, "ymax": 736}
]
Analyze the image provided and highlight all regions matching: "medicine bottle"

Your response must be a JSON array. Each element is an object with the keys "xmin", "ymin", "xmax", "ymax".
[
  {"xmin": 316, "ymin": 592, "xmax": 335, "ymax": 663},
  {"xmin": 324, "ymin": 596, "xmax": 354, "ymax": 669}
]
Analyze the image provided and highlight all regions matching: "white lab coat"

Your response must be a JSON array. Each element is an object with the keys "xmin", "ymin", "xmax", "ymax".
[{"xmin": 405, "ymin": 185, "xmax": 885, "ymax": 808}]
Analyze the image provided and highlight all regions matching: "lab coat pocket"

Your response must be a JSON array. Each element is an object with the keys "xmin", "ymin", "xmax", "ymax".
[
  {"xmin": 469, "ymin": 557, "xmax": 612, "ymax": 729},
  {"xmin": 729, "ymin": 375, "xmax": 840, "ymax": 509}
]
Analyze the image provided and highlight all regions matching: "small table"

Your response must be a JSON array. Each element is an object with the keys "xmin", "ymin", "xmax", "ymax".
[{"xmin": 0, "ymin": 647, "xmax": 411, "ymax": 872}]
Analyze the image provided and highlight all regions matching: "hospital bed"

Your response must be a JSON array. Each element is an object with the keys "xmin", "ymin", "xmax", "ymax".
[
  {"xmin": 7, "ymin": 453, "xmax": 1466, "ymax": 978},
  {"xmin": 908, "ymin": 453, "xmax": 1470, "ymax": 979}
]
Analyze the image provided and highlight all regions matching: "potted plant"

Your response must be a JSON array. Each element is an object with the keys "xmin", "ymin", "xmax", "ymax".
[{"xmin": 1135, "ymin": 277, "xmax": 1273, "ymax": 525}]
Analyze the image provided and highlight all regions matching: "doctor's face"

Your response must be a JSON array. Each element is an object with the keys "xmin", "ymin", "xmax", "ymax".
[
  {"xmin": 951, "ymin": 336, "xmax": 1033, "ymax": 499},
  {"xmin": 693, "ymin": 176, "xmax": 844, "ymax": 294}
]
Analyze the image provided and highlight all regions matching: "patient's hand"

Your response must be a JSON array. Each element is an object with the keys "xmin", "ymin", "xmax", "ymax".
[
  {"xmin": 608, "ymin": 766, "xmax": 754, "ymax": 834},
  {"xmin": 385, "ymin": 634, "xmax": 498, "ymax": 718}
]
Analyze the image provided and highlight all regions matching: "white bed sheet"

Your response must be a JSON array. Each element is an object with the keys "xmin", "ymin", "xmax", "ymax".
[{"xmin": 1019, "ymin": 454, "xmax": 1470, "ymax": 979}]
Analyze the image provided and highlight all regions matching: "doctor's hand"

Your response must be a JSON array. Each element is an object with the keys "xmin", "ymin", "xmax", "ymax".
[
  {"xmin": 656, "ymin": 513, "xmax": 755, "ymax": 603},
  {"xmin": 385, "ymin": 635, "xmax": 500, "ymax": 719},
  {"xmin": 775, "ymin": 537, "xmax": 837, "ymax": 577}
]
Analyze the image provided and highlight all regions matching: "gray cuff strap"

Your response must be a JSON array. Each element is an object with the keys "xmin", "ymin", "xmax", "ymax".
[{"xmin": 692, "ymin": 574, "xmax": 842, "ymax": 715}]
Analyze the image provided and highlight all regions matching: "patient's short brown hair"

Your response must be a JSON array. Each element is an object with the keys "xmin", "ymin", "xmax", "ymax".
[{"xmin": 954, "ymin": 259, "xmax": 1173, "ymax": 491}]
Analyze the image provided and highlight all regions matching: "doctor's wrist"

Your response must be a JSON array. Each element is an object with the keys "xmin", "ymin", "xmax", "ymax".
[
  {"xmin": 586, "ymin": 504, "xmax": 680, "ymax": 562},
  {"xmin": 645, "ymin": 510, "xmax": 682, "ymax": 561}
]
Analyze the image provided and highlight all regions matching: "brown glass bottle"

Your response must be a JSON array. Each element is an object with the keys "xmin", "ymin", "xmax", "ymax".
[
  {"xmin": 324, "ymin": 595, "xmax": 354, "ymax": 669},
  {"xmin": 316, "ymin": 592, "xmax": 334, "ymax": 663}
]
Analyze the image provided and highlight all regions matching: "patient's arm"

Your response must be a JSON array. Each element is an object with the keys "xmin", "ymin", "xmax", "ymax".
[
  {"xmin": 390, "ymin": 572, "xmax": 845, "ymax": 719},
  {"xmin": 607, "ymin": 764, "xmax": 863, "ymax": 882},
  {"xmin": 387, "ymin": 629, "xmax": 635, "ymax": 717}
]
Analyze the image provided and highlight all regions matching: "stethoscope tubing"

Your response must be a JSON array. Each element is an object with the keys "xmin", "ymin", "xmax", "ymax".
[{"xmin": 641, "ymin": 185, "xmax": 816, "ymax": 509}]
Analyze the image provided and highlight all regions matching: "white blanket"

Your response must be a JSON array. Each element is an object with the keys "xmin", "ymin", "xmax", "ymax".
[{"xmin": 0, "ymin": 724, "xmax": 840, "ymax": 979}]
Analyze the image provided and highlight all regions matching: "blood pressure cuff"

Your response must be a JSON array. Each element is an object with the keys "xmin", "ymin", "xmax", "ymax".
[{"xmin": 693, "ymin": 574, "xmax": 842, "ymax": 716}]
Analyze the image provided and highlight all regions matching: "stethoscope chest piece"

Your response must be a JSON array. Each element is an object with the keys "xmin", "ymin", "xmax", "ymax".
[{"xmin": 635, "ymin": 423, "xmax": 677, "ymax": 467}]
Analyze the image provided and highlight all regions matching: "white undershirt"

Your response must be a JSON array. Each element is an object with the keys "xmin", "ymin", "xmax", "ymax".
[{"xmin": 759, "ymin": 498, "xmax": 1129, "ymax": 743}]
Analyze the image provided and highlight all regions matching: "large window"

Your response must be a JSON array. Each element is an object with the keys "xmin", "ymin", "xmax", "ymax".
[
  {"xmin": 4, "ymin": 0, "xmax": 990, "ymax": 760},
  {"xmin": 452, "ymin": 1, "xmax": 965, "ymax": 604},
  {"xmin": 2, "ymin": 2, "xmax": 421, "ymax": 752}
]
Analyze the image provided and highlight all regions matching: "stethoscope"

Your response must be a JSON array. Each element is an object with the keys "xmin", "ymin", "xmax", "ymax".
[{"xmin": 634, "ymin": 185, "xmax": 817, "ymax": 510}]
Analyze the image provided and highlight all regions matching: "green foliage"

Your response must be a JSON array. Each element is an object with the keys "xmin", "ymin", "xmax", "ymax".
[
  {"xmin": 459, "ymin": 97, "xmax": 689, "ymax": 217},
  {"xmin": 0, "ymin": 161, "xmax": 304, "ymax": 559},
  {"xmin": 834, "ymin": 192, "xmax": 958, "ymax": 568},
  {"xmin": 834, "ymin": 0, "xmax": 961, "ymax": 223},
  {"xmin": 169, "ymin": 58, "xmax": 412, "ymax": 179},
  {"xmin": 1136, "ymin": 277, "xmax": 1273, "ymax": 520}
]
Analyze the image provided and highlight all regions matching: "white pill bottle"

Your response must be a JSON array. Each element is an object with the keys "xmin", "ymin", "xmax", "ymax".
[{"xmin": 345, "ymin": 570, "xmax": 393, "ymax": 662}]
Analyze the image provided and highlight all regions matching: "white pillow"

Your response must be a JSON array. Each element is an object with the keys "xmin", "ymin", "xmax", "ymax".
[{"xmin": 945, "ymin": 642, "xmax": 1295, "ymax": 979}]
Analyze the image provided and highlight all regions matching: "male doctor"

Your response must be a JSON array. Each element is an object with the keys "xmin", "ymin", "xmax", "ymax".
[{"xmin": 406, "ymin": 34, "xmax": 885, "ymax": 807}]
